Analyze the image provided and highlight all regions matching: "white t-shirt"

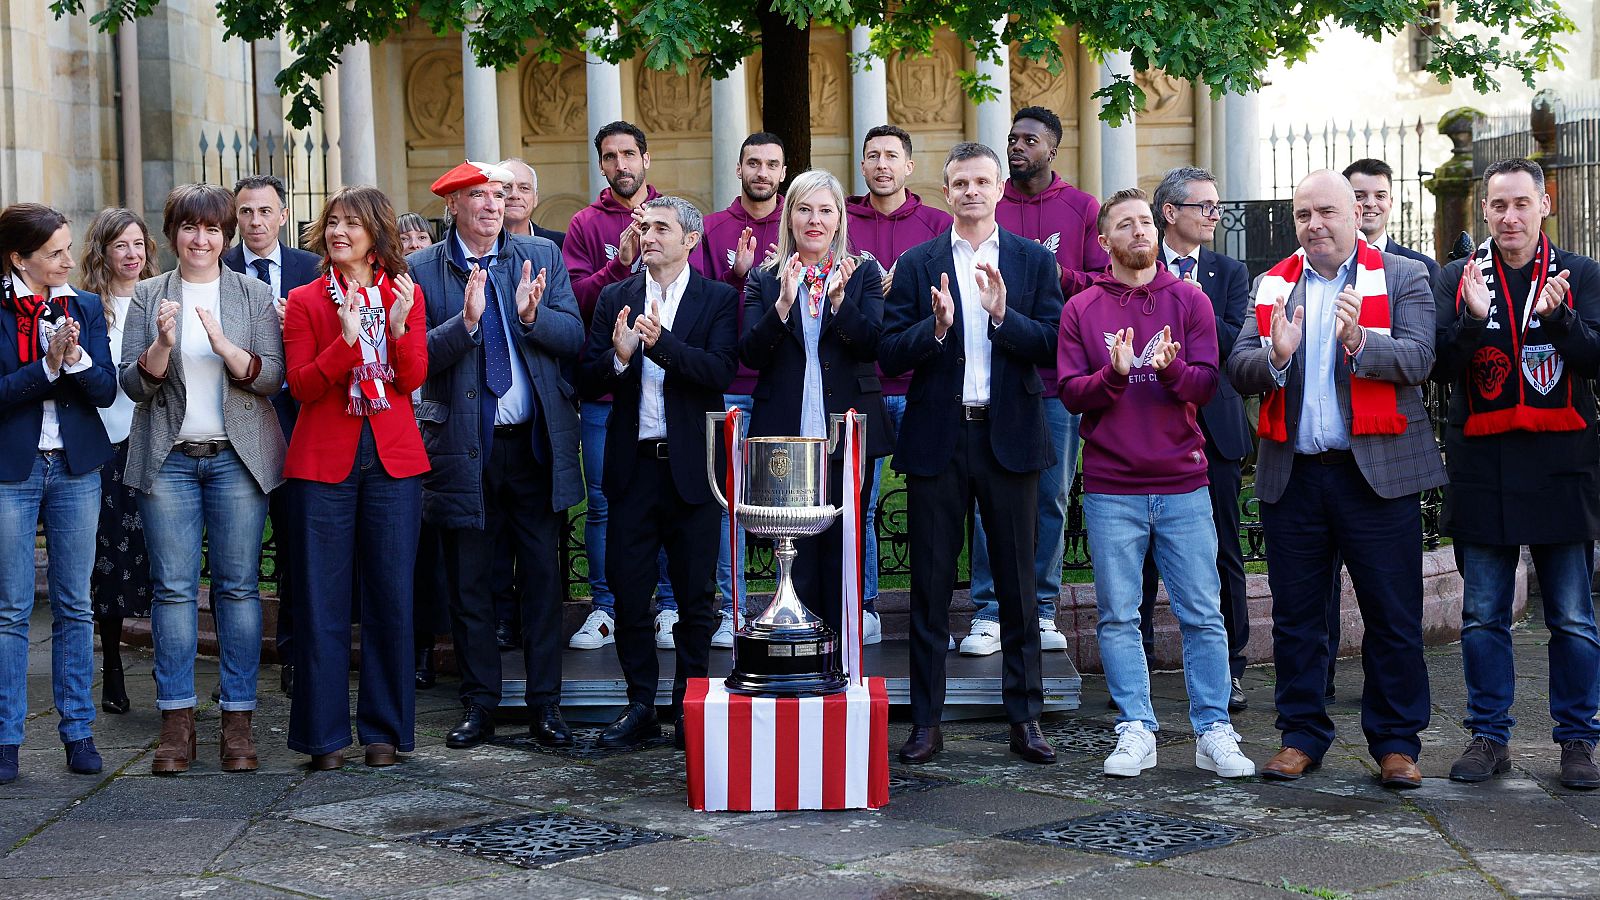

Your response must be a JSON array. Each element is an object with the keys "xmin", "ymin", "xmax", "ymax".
[
  {"xmin": 98, "ymin": 295, "xmax": 136, "ymax": 444},
  {"xmin": 176, "ymin": 278, "xmax": 228, "ymax": 441}
]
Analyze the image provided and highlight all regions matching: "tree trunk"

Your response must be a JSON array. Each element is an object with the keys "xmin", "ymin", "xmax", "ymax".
[{"xmin": 757, "ymin": 3, "xmax": 811, "ymax": 184}]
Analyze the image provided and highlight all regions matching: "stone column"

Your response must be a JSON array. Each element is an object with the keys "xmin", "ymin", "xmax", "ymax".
[
  {"xmin": 497, "ymin": 67, "xmax": 522, "ymax": 161},
  {"xmin": 850, "ymin": 26, "xmax": 888, "ymax": 196},
  {"xmin": 1076, "ymin": 41, "xmax": 1101, "ymax": 196},
  {"xmin": 337, "ymin": 42, "xmax": 377, "ymax": 187},
  {"xmin": 585, "ymin": 28, "xmax": 624, "ymax": 199},
  {"xmin": 1223, "ymin": 91, "xmax": 1260, "ymax": 200},
  {"xmin": 321, "ymin": 70, "xmax": 342, "ymax": 192},
  {"xmin": 973, "ymin": 20, "xmax": 1011, "ymax": 154},
  {"xmin": 118, "ymin": 21, "xmax": 145, "ymax": 215},
  {"xmin": 1210, "ymin": 91, "xmax": 1229, "ymax": 198},
  {"xmin": 1192, "ymin": 82, "xmax": 1213, "ymax": 174},
  {"xmin": 461, "ymin": 25, "xmax": 501, "ymax": 163},
  {"xmin": 1099, "ymin": 51, "xmax": 1137, "ymax": 192},
  {"xmin": 711, "ymin": 61, "xmax": 749, "ymax": 206}
]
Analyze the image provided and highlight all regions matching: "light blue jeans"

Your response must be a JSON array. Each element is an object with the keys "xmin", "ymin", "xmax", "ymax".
[
  {"xmin": 0, "ymin": 452, "xmax": 100, "ymax": 745},
  {"xmin": 140, "ymin": 448, "xmax": 269, "ymax": 712},
  {"xmin": 716, "ymin": 393, "xmax": 753, "ymax": 616},
  {"xmin": 1084, "ymin": 488, "xmax": 1231, "ymax": 735},
  {"xmin": 971, "ymin": 402, "xmax": 1078, "ymax": 622},
  {"xmin": 864, "ymin": 394, "xmax": 907, "ymax": 608},
  {"xmin": 582, "ymin": 400, "xmax": 674, "ymax": 613}
]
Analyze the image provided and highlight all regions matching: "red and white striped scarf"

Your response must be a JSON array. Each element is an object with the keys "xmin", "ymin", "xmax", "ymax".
[
  {"xmin": 1253, "ymin": 239, "xmax": 1405, "ymax": 442},
  {"xmin": 325, "ymin": 268, "xmax": 395, "ymax": 416}
]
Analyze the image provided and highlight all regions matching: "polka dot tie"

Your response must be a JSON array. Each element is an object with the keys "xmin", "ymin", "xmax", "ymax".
[{"xmin": 471, "ymin": 257, "xmax": 513, "ymax": 397}]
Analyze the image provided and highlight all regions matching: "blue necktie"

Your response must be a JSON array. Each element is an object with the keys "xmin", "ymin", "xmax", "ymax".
[
  {"xmin": 471, "ymin": 257, "xmax": 513, "ymax": 397},
  {"xmin": 1175, "ymin": 256, "xmax": 1196, "ymax": 280},
  {"xmin": 250, "ymin": 259, "xmax": 272, "ymax": 284}
]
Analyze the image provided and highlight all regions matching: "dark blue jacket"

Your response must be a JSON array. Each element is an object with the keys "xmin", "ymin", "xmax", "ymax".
[
  {"xmin": 1193, "ymin": 246, "xmax": 1253, "ymax": 462},
  {"xmin": 0, "ymin": 290, "xmax": 117, "ymax": 479},
  {"xmin": 1385, "ymin": 237, "xmax": 1442, "ymax": 283},
  {"xmin": 411, "ymin": 227, "xmax": 585, "ymax": 528},
  {"xmin": 879, "ymin": 226, "xmax": 1063, "ymax": 476}
]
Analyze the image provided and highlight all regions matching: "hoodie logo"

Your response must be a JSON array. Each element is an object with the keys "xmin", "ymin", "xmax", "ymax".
[
  {"xmin": 1103, "ymin": 331, "xmax": 1165, "ymax": 370},
  {"xmin": 604, "ymin": 243, "xmax": 619, "ymax": 261},
  {"xmin": 859, "ymin": 250, "xmax": 878, "ymax": 264},
  {"xmin": 1041, "ymin": 233, "xmax": 1061, "ymax": 255},
  {"xmin": 726, "ymin": 248, "xmax": 738, "ymax": 268}
]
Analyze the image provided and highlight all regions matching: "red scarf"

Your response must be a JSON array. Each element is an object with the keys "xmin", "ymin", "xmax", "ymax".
[
  {"xmin": 1, "ymin": 274, "xmax": 52, "ymax": 364},
  {"xmin": 325, "ymin": 268, "xmax": 395, "ymax": 416},
  {"xmin": 1252, "ymin": 240, "xmax": 1405, "ymax": 442}
]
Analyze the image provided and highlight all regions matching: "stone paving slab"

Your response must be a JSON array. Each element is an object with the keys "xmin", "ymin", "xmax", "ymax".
[
  {"xmin": 707, "ymin": 808, "xmax": 963, "ymax": 863},
  {"xmin": 1470, "ymin": 850, "xmax": 1600, "ymax": 896},
  {"xmin": 1, "ymin": 818, "xmax": 248, "ymax": 878},
  {"xmin": 1166, "ymin": 832, "xmax": 1462, "ymax": 894},
  {"xmin": 551, "ymin": 838, "xmax": 814, "ymax": 898},
  {"xmin": 705, "ymin": 869, "xmax": 988, "ymax": 899},
  {"xmin": 848, "ymin": 837, "xmax": 1119, "ymax": 894},
  {"xmin": 391, "ymin": 871, "xmax": 654, "ymax": 898},
  {"xmin": 1356, "ymin": 868, "xmax": 1508, "ymax": 900},
  {"xmin": 874, "ymin": 782, "xmax": 1100, "ymax": 835},
  {"xmin": 284, "ymin": 788, "xmax": 529, "ymax": 838},
  {"xmin": 0, "ymin": 747, "xmax": 142, "ymax": 798},
  {"xmin": 227, "ymin": 841, "xmax": 510, "ymax": 898},
  {"xmin": 0, "ymin": 797, "xmax": 71, "ymax": 850},
  {"xmin": 210, "ymin": 816, "xmax": 375, "ymax": 870},
  {"xmin": 63, "ymin": 772, "xmax": 296, "ymax": 821},
  {"xmin": 1149, "ymin": 778, "xmax": 1398, "ymax": 834},
  {"xmin": 0, "ymin": 875, "xmax": 303, "ymax": 899},
  {"xmin": 1026, "ymin": 864, "xmax": 1303, "ymax": 899}
]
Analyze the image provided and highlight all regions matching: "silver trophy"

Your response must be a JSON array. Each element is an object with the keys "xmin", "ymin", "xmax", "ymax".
[{"xmin": 705, "ymin": 412, "xmax": 866, "ymax": 696}]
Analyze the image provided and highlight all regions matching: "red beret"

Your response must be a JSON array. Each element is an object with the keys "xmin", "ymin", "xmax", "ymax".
[{"xmin": 430, "ymin": 160, "xmax": 515, "ymax": 198}]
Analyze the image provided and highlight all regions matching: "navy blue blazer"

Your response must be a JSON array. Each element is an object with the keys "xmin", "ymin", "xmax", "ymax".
[
  {"xmin": 578, "ymin": 269, "xmax": 737, "ymax": 505},
  {"xmin": 740, "ymin": 261, "xmax": 893, "ymax": 460},
  {"xmin": 223, "ymin": 242, "xmax": 321, "ymax": 439},
  {"xmin": 1385, "ymin": 237, "xmax": 1442, "ymax": 283},
  {"xmin": 879, "ymin": 226, "xmax": 1063, "ymax": 476},
  {"xmin": 0, "ymin": 290, "xmax": 117, "ymax": 480},
  {"xmin": 533, "ymin": 224, "xmax": 567, "ymax": 250},
  {"xmin": 1192, "ymin": 246, "xmax": 1253, "ymax": 462}
]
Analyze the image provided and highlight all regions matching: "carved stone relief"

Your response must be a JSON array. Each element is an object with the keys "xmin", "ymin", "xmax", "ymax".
[
  {"xmin": 1010, "ymin": 51, "xmax": 1075, "ymax": 119},
  {"xmin": 886, "ymin": 32, "xmax": 963, "ymax": 127},
  {"xmin": 521, "ymin": 52, "xmax": 588, "ymax": 138},
  {"xmin": 1135, "ymin": 69, "xmax": 1191, "ymax": 121},
  {"xmin": 637, "ymin": 63, "xmax": 711, "ymax": 134},
  {"xmin": 749, "ymin": 46, "xmax": 847, "ymax": 133},
  {"xmin": 406, "ymin": 49, "xmax": 465, "ymax": 142}
]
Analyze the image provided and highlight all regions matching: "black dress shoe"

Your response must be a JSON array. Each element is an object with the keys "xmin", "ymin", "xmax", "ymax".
[
  {"xmin": 674, "ymin": 715, "xmax": 686, "ymax": 751},
  {"xmin": 597, "ymin": 702, "xmax": 660, "ymax": 749},
  {"xmin": 414, "ymin": 647, "xmax": 436, "ymax": 690},
  {"xmin": 102, "ymin": 666, "xmax": 130, "ymax": 715},
  {"xmin": 899, "ymin": 725, "xmax": 943, "ymax": 763},
  {"xmin": 495, "ymin": 621, "xmax": 517, "ymax": 652},
  {"xmin": 280, "ymin": 664, "xmax": 295, "ymax": 697},
  {"xmin": 1009, "ymin": 720, "xmax": 1057, "ymax": 764},
  {"xmin": 447, "ymin": 705, "xmax": 496, "ymax": 749},
  {"xmin": 529, "ymin": 702, "xmax": 574, "ymax": 748},
  {"xmin": 1229, "ymin": 677, "xmax": 1248, "ymax": 712}
]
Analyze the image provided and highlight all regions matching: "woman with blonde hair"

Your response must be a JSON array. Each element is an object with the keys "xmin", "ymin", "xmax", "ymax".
[
  {"xmin": 78, "ymin": 207, "xmax": 158, "ymax": 714},
  {"xmin": 739, "ymin": 169, "xmax": 892, "ymax": 637}
]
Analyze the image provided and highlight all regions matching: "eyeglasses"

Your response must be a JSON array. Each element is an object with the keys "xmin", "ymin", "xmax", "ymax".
[{"xmin": 1175, "ymin": 202, "xmax": 1223, "ymax": 218}]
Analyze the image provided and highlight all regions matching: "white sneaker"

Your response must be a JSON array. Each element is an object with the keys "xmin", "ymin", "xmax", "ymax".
[
  {"xmin": 1104, "ymin": 721, "xmax": 1158, "ymax": 777},
  {"xmin": 863, "ymin": 611, "xmax": 882, "ymax": 646},
  {"xmin": 711, "ymin": 611, "xmax": 736, "ymax": 649},
  {"xmin": 1039, "ymin": 616, "xmax": 1067, "ymax": 651},
  {"xmin": 959, "ymin": 619, "xmax": 1002, "ymax": 656},
  {"xmin": 1196, "ymin": 723, "xmax": 1255, "ymax": 778},
  {"xmin": 655, "ymin": 608, "xmax": 679, "ymax": 649},
  {"xmin": 568, "ymin": 609, "xmax": 616, "ymax": 650}
]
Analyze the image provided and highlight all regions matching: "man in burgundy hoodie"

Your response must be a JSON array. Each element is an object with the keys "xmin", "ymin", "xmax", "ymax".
[
  {"xmin": 964, "ymin": 106, "xmax": 1110, "ymax": 658},
  {"xmin": 848, "ymin": 124, "xmax": 953, "ymax": 644},
  {"xmin": 694, "ymin": 132, "xmax": 785, "ymax": 645},
  {"xmin": 563, "ymin": 121, "xmax": 676, "ymax": 652},
  {"xmin": 1058, "ymin": 188, "xmax": 1253, "ymax": 781}
]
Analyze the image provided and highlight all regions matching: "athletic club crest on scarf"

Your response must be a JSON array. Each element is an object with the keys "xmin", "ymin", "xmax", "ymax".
[
  {"xmin": 326, "ymin": 269, "xmax": 395, "ymax": 416},
  {"xmin": 1454, "ymin": 233, "xmax": 1584, "ymax": 435}
]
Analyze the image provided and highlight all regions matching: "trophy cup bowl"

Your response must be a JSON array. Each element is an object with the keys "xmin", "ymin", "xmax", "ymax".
[{"xmin": 706, "ymin": 413, "xmax": 863, "ymax": 696}]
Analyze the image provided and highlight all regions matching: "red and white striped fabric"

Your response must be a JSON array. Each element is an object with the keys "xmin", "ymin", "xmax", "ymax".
[
  {"xmin": 684, "ymin": 677, "xmax": 890, "ymax": 811},
  {"xmin": 839, "ymin": 409, "xmax": 865, "ymax": 685}
]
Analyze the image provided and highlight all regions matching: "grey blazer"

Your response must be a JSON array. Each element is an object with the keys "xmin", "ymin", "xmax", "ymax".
[
  {"xmin": 1227, "ymin": 251, "xmax": 1446, "ymax": 503},
  {"xmin": 118, "ymin": 268, "xmax": 287, "ymax": 494}
]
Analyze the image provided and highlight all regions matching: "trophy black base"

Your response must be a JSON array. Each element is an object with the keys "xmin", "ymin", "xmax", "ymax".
[{"xmin": 724, "ymin": 626, "xmax": 849, "ymax": 697}]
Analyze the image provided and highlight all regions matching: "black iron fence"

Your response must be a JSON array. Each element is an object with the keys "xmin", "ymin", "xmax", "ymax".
[{"xmin": 195, "ymin": 127, "xmax": 332, "ymax": 250}]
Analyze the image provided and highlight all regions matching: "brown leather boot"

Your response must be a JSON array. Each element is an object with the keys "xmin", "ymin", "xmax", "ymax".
[
  {"xmin": 220, "ymin": 710, "xmax": 259, "ymax": 772},
  {"xmin": 152, "ymin": 708, "xmax": 197, "ymax": 775}
]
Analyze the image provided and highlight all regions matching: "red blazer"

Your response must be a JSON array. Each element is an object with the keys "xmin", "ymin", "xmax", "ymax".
[{"xmin": 283, "ymin": 276, "xmax": 429, "ymax": 482}]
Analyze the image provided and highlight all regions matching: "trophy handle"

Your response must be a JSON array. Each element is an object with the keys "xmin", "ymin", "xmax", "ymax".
[
  {"xmin": 705, "ymin": 411, "xmax": 730, "ymax": 511},
  {"xmin": 827, "ymin": 412, "xmax": 869, "ymax": 518}
]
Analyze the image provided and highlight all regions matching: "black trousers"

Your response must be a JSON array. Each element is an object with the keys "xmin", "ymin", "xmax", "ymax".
[
  {"xmin": 1140, "ymin": 442, "xmax": 1249, "ymax": 677},
  {"xmin": 789, "ymin": 456, "xmax": 875, "ymax": 638},
  {"xmin": 270, "ymin": 480, "xmax": 301, "ymax": 661},
  {"xmin": 1259, "ymin": 455, "xmax": 1429, "ymax": 761},
  {"xmin": 606, "ymin": 447, "xmax": 720, "ymax": 710},
  {"xmin": 908, "ymin": 419, "xmax": 1043, "ymax": 725},
  {"xmin": 413, "ymin": 522, "xmax": 450, "ymax": 651},
  {"xmin": 440, "ymin": 428, "xmax": 565, "ymax": 710}
]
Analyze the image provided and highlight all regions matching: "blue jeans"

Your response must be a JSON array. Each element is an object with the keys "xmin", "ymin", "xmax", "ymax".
[
  {"xmin": 0, "ymin": 452, "xmax": 99, "ymax": 746},
  {"xmin": 864, "ymin": 394, "xmax": 907, "ymax": 608},
  {"xmin": 1457, "ymin": 541, "xmax": 1600, "ymax": 745},
  {"xmin": 716, "ymin": 393, "xmax": 753, "ymax": 616},
  {"xmin": 1084, "ymin": 488, "xmax": 1231, "ymax": 735},
  {"xmin": 971, "ymin": 402, "xmax": 1078, "ymax": 622},
  {"xmin": 140, "ymin": 448, "xmax": 269, "ymax": 712},
  {"xmin": 581, "ymin": 401, "xmax": 674, "ymax": 612}
]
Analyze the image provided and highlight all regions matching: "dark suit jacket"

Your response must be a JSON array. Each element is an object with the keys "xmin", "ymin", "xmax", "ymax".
[
  {"xmin": 739, "ymin": 261, "xmax": 892, "ymax": 460},
  {"xmin": 1191, "ymin": 246, "xmax": 1253, "ymax": 461},
  {"xmin": 879, "ymin": 226, "xmax": 1064, "ymax": 476},
  {"xmin": 0, "ymin": 290, "xmax": 117, "ymax": 479},
  {"xmin": 578, "ymin": 268, "xmax": 738, "ymax": 505},
  {"xmin": 1385, "ymin": 237, "xmax": 1442, "ymax": 283},
  {"xmin": 533, "ymin": 224, "xmax": 567, "ymax": 250},
  {"xmin": 223, "ymin": 242, "xmax": 321, "ymax": 438}
]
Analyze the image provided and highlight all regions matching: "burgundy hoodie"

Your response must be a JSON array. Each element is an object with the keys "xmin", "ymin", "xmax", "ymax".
[
  {"xmin": 1057, "ymin": 269, "xmax": 1218, "ymax": 496},
  {"xmin": 694, "ymin": 196, "xmax": 785, "ymax": 394},
  {"xmin": 846, "ymin": 191, "xmax": 954, "ymax": 396},
  {"xmin": 999, "ymin": 173, "xmax": 1111, "ymax": 389},
  {"xmin": 563, "ymin": 184, "xmax": 661, "ymax": 326}
]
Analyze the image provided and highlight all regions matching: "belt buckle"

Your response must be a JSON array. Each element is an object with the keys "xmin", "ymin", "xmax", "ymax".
[{"xmin": 653, "ymin": 441, "xmax": 670, "ymax": 459}]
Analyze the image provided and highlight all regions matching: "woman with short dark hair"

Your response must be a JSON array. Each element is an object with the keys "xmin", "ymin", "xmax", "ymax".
[
  {"xmin": 284, "ymin": 186, "xmax": 428, "ymax": 770},
  {"xmin": 120, "ymin": 183, "xmax": 286, "ymax": 775},
  {"xmin": 0, "ymin": 203, "xmax": 118, "ymax": 785}
]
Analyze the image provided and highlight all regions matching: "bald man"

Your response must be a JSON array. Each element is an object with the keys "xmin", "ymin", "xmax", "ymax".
[{"xmin": 1227, "ymin": 170, "xmax": 1445, "ymax": 790}]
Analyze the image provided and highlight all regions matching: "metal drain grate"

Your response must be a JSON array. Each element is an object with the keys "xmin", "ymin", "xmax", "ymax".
[
  {"xmin": 1003, "ymin": 809, "xmax": 1252, "ymax": 862},
  {"xmin": 491, "ymin": 726, "xmax": 674, "ymax": 760},
  {"xmin": 888, "ymin": 772, "xmax": 954, "ymax": 795},
  {"xmin": 976, "ymin": 719, "xmax": 1185, "ymax": 754},
  {"xmin": 417, "ymin": 811, "xmax": 675, "ymax": 868}
]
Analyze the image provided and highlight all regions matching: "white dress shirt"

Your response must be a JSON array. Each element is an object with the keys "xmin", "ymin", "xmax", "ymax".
[
  {"xmin": 627, "ymin": 264, "xmax": 690, "ymax": 440},
  {"xmin": 98, "ymin": 295, "xmax": 136, "ymax": 443},
  {"xmin": 242, "ymin": 243, "xmax": 283, "ymax": 299},
  {"xmin": 13, "ymin": 280, "xmax": 93, "ymax": 451},
  {"xmin": 1267, "ymin": 249, "xmax": 1357, "ymax": 453},
  {"xmin": 951, "ymin": 227, "xmax": 1000, "ymax": 405}
]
